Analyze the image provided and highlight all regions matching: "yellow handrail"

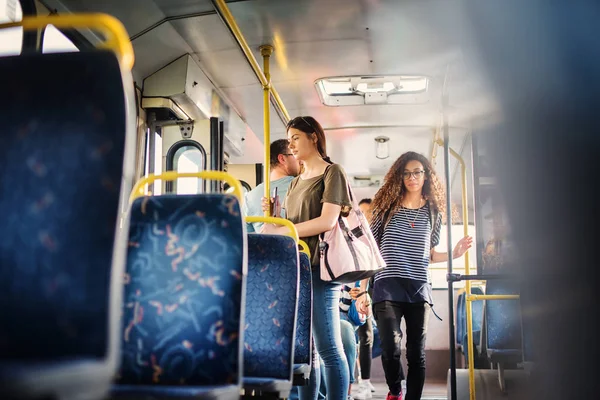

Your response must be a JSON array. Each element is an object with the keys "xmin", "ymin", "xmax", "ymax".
[
  {"xmin": 0, "ymin": 14, "xmax": 134, "ymax": 70},
  {"xmin": 468, "ymin": 294, "xmax": 520, "ymax": 301},
  {"xmin": 298, "ymin": 240, "xmax": 311, "ymax": 259},
  {"xmin": 260, "ymin": 45, "xmax": 273, "ymax": 216},
  {"xmin": 212, "ymin": 0, "xmax": 290, "ymax": 122},
  {"xmin": 245, "ymin": 216, "xmax": 299, "ymax": 243},
  {"xmin": 129, "ymin": 171, "xmax": 243, "ymax": 203}
]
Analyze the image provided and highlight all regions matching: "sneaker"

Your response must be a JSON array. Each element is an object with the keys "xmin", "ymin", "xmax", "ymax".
[
  {"xmin": 386, "ymin": 391, "xmax": 402, "ymax": 400},
  {"xmin": 351, "ymin": 383, "xmax": 372, "ymax": 399},
  {"xmin": 365, "ymin": 380, "xmax": 376, "ymax": 393}
]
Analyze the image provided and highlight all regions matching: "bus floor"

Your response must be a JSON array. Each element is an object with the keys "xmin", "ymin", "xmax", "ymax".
[{"xmin": 370, "ymin": 381, "xmax": 447, "ymax": 399}]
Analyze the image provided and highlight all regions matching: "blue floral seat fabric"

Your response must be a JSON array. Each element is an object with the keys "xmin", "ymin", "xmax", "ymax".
[
  {"xmin": 243, "ymin": 234, "xmax": 300, "ymax": 398},
  {"xmin": 113, "ymin": 194, "xmax": 246, "ymax": 400},
  {"xmin": 484, "ymin": 280, "xmax": 522, "ymax": 364},
  {"xmin": 293, "ymin": 252, "xmax": 313, "ymax": 384},
  {"xmin": 0, "ymin": 51, "xmax": 132, "ymax": 400}
]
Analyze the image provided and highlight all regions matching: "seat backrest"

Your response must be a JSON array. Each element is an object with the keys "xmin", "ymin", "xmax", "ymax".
[
  {"xmin": 0, "ymin": 51, "xmax": 131, "ymax": 363},
  {"xmin": 244, "ymin": 234, "xmax": 299, "ymax": 380},
  {"xmin": 294, "ymin": 252, "xmax": 313, "ymax": 366},
  {"xmin": 117, "ymin": 194, "xmax": 247, "ymax": 386},
  {"xmin": 471, "ymin": 286, "xmax": 485, "ymax": 335},
  {"xmin": 485, "ymin": 280, "xmax": 522, "ymax": 351}
]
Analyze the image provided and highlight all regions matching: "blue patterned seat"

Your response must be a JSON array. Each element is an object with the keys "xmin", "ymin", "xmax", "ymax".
[
  {"xmin": 484, "ymin": 280, "xmax": 522, "ymax": 364},
  {"xmin": 244, "ymin": 234, "xmax": 299, "ymax": 399},
  {"xmin": 0, "ymin": 50, "xmax": 134, "ymax": 400},
  {"xmin": 292, "ymin": 252, "xmax": 313, "ymax": 385},
  {"xmin": 112, "ymin": 194, "xmax": 247, "ymax": 400}
]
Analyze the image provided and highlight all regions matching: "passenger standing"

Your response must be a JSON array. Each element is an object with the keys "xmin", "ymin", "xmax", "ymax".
[
  {"xmin": 355, "ymin": 152, "xmax": 472, "ymax": 400},
  {"xmin": 242, "ymin": 139, "xmax": 300, "ymax": 231},
  {"xmin": 261, "ymin": 116, "xmax": 351, "ymax": 400}
]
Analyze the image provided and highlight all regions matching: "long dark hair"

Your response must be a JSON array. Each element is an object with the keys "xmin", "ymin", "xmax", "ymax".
[{"xmin": 286, "ymin": 116, "xmax": 331, "ymax": 163}]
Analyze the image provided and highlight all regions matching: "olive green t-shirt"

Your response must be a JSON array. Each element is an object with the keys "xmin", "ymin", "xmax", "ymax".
[{"xmin": 284, "ymin": 163, "xmax": 352, "ymax": 267}]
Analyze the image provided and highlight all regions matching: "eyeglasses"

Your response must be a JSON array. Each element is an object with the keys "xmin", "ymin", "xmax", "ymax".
[
  {"xmin": 282, "ymin": 153, "xmax": 294, "ymax": 156},
  {"xmin": 402, "ymin": 170, "xmax": 425, "ymax": 180}
]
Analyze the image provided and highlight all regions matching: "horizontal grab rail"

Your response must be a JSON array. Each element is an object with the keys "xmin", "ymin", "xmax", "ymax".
[
  {"xmin": 0, "ymin": 14, "xmax": 134, "ymax": 70},
  {"xmin": 130, "ymin": 171, "xmax": 243, "ymax": 203},
  {"xmin": 245, "ymin": 216, "xmax": 299, "ymax": 243},
  {"xmin": 467, "ymin": 294, "xmax": 520, "ymax": 301},
  {"xmin": 298, "ymin": 240, "xmax": 311, "ymax": 259}
]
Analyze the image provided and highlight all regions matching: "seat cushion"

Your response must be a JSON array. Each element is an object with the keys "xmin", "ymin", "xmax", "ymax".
[{"xmin": 487, "ymin": 349, "xmax": 523, "ymax": 364}]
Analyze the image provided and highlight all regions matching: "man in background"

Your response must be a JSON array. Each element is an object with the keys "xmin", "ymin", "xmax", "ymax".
[{"xmin": 243, "ymin": 139, "xmax": 300, "ymax": 232}]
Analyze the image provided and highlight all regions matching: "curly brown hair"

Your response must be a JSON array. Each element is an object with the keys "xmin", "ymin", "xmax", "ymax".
[{"xmin": 372, "ymin": 151, "xmax": 447, "ymax": 224}]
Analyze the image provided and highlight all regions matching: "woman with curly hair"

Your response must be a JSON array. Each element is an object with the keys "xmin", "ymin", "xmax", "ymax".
[{"xmin": 355, "ymin": 151, "xmax": 472, "ymax": 400}]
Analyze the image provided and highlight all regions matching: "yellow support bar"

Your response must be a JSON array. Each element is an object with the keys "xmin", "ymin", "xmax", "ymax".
[
  {"xmin": 129, "ymin": 171, "xmax": 243, "ymax": 204},
  {"xmin": 261, "ymin": 45, "xmax": 273, "ymax": 216},
  {"xmin": 213, "ymin": 0, "xmax": 290, "ymax": 122},
  {"xmin": 437, "ymin": 139, "xmax": 476, "ymax": 400},
  {"xmin": 245, "ymin": 216, "xmax": 298, "ymax": 243},
  {"xmin": 0, "ymin": 14, "xmax": 134, "ymax": 70},
  {"xmin": 468, "ymin": 294, "xmax": 520, "ymax": 301},
  {"xmin": 298, "ymin": 240, "xmax": 311, "ymax": 259}
]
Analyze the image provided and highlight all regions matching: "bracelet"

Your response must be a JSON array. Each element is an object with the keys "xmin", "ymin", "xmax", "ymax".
[{"xmin": 356, "ymin": 291, "xmax": 368, "ymax": 298}]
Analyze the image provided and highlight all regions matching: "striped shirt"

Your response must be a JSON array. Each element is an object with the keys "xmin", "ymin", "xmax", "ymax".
[
  {"xmin": 371, "ymin": 203, "xmax": 442, "ymax": 304},
  {"xmin": 339, "ymin": 284, "xmax": 353, "ymax": 313}
]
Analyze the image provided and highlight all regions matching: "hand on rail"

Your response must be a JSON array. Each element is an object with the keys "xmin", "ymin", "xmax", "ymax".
[
  {"xmin": 259, "ymin": 223, "xmax": 286, "ymax": 235},
  {"xmin": 261, "ymin": 196, "xmax": 281, "ymax": 216},
  {"xmin": 453, "ymin": 235, "xmax": 474, "ymax": 259}
]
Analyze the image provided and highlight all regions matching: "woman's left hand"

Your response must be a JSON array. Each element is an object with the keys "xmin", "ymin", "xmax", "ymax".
[{"xmin": 453, "ymin": 235, "xmax": 474, "ymax": 259}]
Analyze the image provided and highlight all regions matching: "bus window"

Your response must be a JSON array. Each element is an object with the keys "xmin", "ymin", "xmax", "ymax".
[
  {"xmin": 42, "ymin": 25, "xmax": 78, "ymax": 53},
  {"xmin": 171, "ymin": 145, "xmax": 205, "ymax": 194},
  {"xmin": 0, "ymin": 0, "xmax": 22, "ymax": 57}
]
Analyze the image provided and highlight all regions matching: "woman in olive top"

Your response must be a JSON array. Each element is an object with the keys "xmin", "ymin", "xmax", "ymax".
[{"xmin": 261, "ymin": 116, "xmax": 352, "ymax": 400}]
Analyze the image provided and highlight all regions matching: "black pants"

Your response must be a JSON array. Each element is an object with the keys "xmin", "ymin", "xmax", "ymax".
[
  {"xmin": 356, "ymin": 316, "xmax": 373, "ymax": 379},
  {"xmin": 373, "ymin": 301, "xmax": 431, "ymax": 400}
]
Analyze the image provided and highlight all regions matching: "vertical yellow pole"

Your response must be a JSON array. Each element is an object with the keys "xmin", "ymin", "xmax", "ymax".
[
  {"xmin": 260, "ymin": 45, "xmax": 273, "ymax": 217},
  {"xmin": 440, "ymin": 141, "xmax": 476, "ymax": 400},
  {"xmin": 459, "ymin": 157, "xmax": 476, "ymax": 400}
]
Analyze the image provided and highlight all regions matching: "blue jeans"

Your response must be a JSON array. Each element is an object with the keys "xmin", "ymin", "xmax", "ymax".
[
  {"xmin": 340, "ymin": 312, "xmax": 359, "ymax": 384},
  {"xmin": 295, "ymin": 269, "xmax": 350, "ymax": 400}
]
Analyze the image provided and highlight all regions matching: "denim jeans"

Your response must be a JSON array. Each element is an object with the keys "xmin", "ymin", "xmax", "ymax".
[
  {"xmin": 290, "ymin": 270, "xmax": 350, "ymax": 399},
  {"xmin": 374, "ymin": 301, "xmax": 431, "ymax": 400},
  {"xmin": 339, "ymin": 311, "xmax": 359, "ymax": 384},
  {"xmin": 298, "ymin": 269, "xmax": 350, "ymax": 400}
]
